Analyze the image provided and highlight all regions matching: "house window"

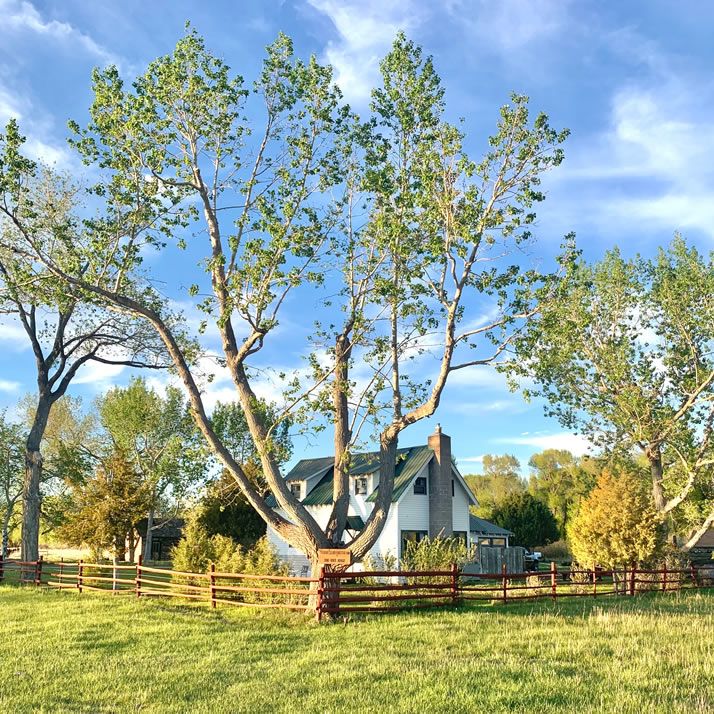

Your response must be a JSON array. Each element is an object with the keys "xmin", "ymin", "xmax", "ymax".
[
  {"xmin": 401, "ymin": 530, "xmax": 428, "ymax": 556},
  {"xmin": 451, "ymin": 479, "xmax": 455, "ymax": 497},
  {"xmin": 355, "ymin": 477, "xmax": 368, "ymax": 495},
  {"xmin": 491, "ymin": 538, "xmax": 506, "ymax": 547},
  {"xmin": 290, "ymin": 482, "xmax": 301, "ymax": 499},
  {"xmin": 413, "ymin": 476, "xmax": 427, "ymax": 495}
]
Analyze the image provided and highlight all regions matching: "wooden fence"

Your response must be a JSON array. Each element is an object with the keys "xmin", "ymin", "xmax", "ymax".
[{"xmin": 1, "ymin": 558, "xmax": 712, "ymax": 620}]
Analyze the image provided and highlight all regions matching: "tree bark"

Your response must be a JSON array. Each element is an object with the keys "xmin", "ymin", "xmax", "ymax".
[
  {"xmin": 143, "ymin": 506, "xmax": 155, "ymax": 562},
  {"xmin": 2, "ymin": 507, "xmax": 11, "ymax": 559},
  {"xmin": 326, "ymin": 333, "xmax": 351, "ymax": 544},
  {"xmin": 647, "ymin": 448, "xmax": 666, "ymax": 513},
  {"xmin": 127, "ymin": 530, "xmax": 136, "ymax": 563},
  {"xmin": 21, "ymin": 394, "xmax": 52, "ymax": 563}
]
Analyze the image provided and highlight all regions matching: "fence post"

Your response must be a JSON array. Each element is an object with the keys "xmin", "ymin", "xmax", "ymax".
[
  {"xmin": 210, "ymin": 562, "xmax": 216, "ymax": 609},
  {"xmin": 629, "ymin": 565, "xmax": 636, "ymax": 596},
  {"xmin": 550, "ymin": 561, "xmax": 557, "ymax": 601},
  {"xmin": 501, "ymin": 563, "xmax": 507, "ymax": 604},
  {"xmin": 77, "ymin": 559, "xmax": 84, "ymax": 594},
  {"xmin": 58, "ymin": 557, "xmax": 64, "ymax": 587},
  {"xmin": 316, "ymin": 565, "xmax": 325, "ymax": 622},
  {"xmin": 592, "ymin": 566, "xmax": 597, "ymax": 598},
  {"xmin": 135, "ymin": 555, "xmax": 142, "ymax": 598},
  {"xmin": 450, "ymin": 562, "xmax": 460, "ymax": 607},
  {"xmin": 0, "ymin": 555, "xmax": 4, "ymax": 583},
  {"xmin": 112, "ymin": 559, "xmax": 118, "ymax": 595},
  {"xmin": 662, "ymin": 563, "xmax": 667, "ymax": 593},
  {"xmin": 35, "ymin": 556, "xmax": 43, "ymax": 586}
]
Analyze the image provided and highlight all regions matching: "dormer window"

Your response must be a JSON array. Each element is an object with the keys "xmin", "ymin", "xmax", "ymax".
[
  {"xmin": 355, "ymin": 477, "xmax": 368, "ymax": 495},
  {"xmin": 290, "ymin": 482, "xmax": 302, "ymax": 499},
  {"xmin": 414, "ymin": 476, "xmax": 427, "ymax": 495}
]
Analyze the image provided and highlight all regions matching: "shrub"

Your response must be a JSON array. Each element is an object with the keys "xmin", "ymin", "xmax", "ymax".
[
  {"xmin": 568, "ymin": 468, "xmax": 664, "ymax": 569},
  {"xmin": 171, "ymin": 510, "xmax": 215, "ymax": 576},
  {"xmin": 538, "ymin": 540, "xmax": 571, "ymax": 561}
]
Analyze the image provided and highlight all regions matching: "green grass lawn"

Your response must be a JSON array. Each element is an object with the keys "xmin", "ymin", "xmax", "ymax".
[{"xmin": 1, "ymin": 586, "xmax": 713, "ymax": 713}]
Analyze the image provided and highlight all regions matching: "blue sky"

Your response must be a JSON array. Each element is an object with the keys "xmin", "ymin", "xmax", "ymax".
[{"xmin": 1, "ymin": 0, "xmax": 713, "ymax": 475}]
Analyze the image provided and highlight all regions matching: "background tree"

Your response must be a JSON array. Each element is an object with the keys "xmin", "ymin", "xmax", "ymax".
[
  {"xmin": 199, "ymin": 400, "xmax": 292, "ymax": 547},
  {"xmin": 0, "ymin": 140, "xmax": 169, "ymax": 561},
  {"xmin": 464, "ymin": 454, "xmax": 525, "ymax": 518},
  {"xmin": 490, "ymin": 492, "xmax": 559, "ymax": 549},
  {"xmin": 515, "ymin": 237, "xmax": 714, "ymax": 547},
  {"xmin": 0, "ymin": 409, "xmax": 25, "ymax": 558},
  {"xmin": 568, "ymin": 469, "xmax": 664, "ymax": 569},
  {"xmin": 98, "ymin": 377, "xmax": 205, "ymax": 561},
  {"xmin": 528, "ymin": 450, "xmax": 597, "ymax": 534},
  {"xmin": 2, "ymin": 30, "xmax": 572, "ymax": 573},
  {"xmin": 58, "ymin": 451, "xmax": 152, "ymax": 560}
]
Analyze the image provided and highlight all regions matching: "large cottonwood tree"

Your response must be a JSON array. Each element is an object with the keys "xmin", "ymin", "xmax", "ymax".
[
  {"xmin": 515, "ymin": 237, "xmax": 714, "ymax": 547},
  {"xmin": 0, "ymin": 30, "xmax": 572, "ymax": 572}
]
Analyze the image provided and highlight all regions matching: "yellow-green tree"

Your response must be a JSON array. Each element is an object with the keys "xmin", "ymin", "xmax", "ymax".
[{"xmin": 568, "ymin": 469, "xmax": 664, "ymax": 568}]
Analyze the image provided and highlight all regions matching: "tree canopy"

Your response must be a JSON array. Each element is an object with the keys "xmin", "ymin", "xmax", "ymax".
[
  {"xmin": 464, "ymin": 454, "xmax": 526, "ymax": 518},
  {"xmin": 490, "ymin": 492, "xmax": 559, "ymax": 549},
  {"xmin": 515, "ymin": 236, "xmax": 714, "ymax": 547},
  {"xmin": 0, "ymin": 29, "xmax": 572, "ymax": 569}
]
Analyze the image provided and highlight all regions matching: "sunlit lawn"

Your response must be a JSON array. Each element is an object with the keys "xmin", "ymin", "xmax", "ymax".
[{"xmin": 1, "ymin": 585, "xmax": 713, "ymax": 713}]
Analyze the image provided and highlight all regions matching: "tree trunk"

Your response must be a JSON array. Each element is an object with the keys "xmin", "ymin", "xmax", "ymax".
[
  {"xmin": 326, "ymin": 334, "xmax": 351, "ymax": 544},
  {"xmin": 2, "ymin": 507, "xmax": 11, "ymax": 560},
  {"xmin": 128, "ymin": 530, "xmax": 136, "ymax": 563},
  {"xmin": 21, "ymin": 395, "xmax": 52, "ymax": 564},
  {"xmin": 648, "ymin": 449, "xmax": 666, "ymax": 513},
  {"xmin": 143, "ymin": 506, "xmax": 155, "ymax": 562},
  {"xmin": 114, "ymin": 535, "xmax": 126, "ymax": 563}
]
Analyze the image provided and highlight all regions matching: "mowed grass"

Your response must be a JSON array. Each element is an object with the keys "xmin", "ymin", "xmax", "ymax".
[{"xmin": 1, "ymin": 586, "xmax": 713, "ymax": 713}]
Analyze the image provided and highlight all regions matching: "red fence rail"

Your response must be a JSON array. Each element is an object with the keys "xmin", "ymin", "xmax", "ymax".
[{"xmin": 1, "ymin": 558, "xmax": 711, "ymax": 619}]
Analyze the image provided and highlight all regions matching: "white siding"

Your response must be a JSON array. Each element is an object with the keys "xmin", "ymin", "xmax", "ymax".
[
  {"xmin": 452, "ymin": 473, "xmax": 471, "ymax": 538},
  {"xmin": 394, "ymin": 462, "xmax": 431, "ymax": 562}
]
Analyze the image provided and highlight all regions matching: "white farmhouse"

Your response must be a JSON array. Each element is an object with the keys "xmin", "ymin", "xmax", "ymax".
[{"xmin": 266, "ymin": 425, "xmax": 481, "ymax": 574}]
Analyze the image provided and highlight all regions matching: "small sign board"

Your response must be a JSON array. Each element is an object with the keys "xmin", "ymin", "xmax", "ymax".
[{"xmin": 317, "ymin": 548, "xmax": 352, "ymax": 567}]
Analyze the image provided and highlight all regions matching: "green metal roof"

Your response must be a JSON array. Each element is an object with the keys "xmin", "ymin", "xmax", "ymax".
[
  {"xmin": 366, "ymin": 445, "xmax": 433, "ymax": 503},
  {"xmin": 272, "ymin": 445, "xmax": 434, "ymax": 507},
  {"xmin": 285, "ymin": 457, "xmax": 334, "ymax": 482},
  {"xmin": 469, "ymin": 515, "xmax": 514, "ymax": 537},
  {"xmin": 346, "ymin": 515, "xmax": 365, "ymax": 530}
]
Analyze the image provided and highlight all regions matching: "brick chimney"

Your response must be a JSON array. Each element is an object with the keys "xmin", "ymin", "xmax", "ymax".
[{"xmin": 427, "ymin": 424, "xmax": 453, "ymax": 538}]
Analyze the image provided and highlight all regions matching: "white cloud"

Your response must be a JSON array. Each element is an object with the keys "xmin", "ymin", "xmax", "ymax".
[
  {"xmin": 0, "ymin": 318, "xmax": 29, "ymax": 351},
  {"xmin": 307, "ymin": 0, "xmax": 421, "ymax": 103},
  {"xmin": 0, "ymin": 379, "xmax": 20, "ymax": 393},
  {"xmin": 1, "ymin": 0, "xmax": 119, "ymax": 67},
  {"xmin": 447, "ymin": 0, "xmax": 569, "ymax": 53},
  {"xmin": 495, "ymin": 431, "xmax": 594, "ymax": 457},
  {"xmin": 554, "ymin": 33, "xmax": 714, "ymax": 239},
  {"xmin": 72, "ymin": 359, "xmax": 126, "ymax": 388},
  {"xmin": 457, "ymin": 454, "xmax": 484, "ymax": 465},
  {"xmin": 448, "ymin": 399, "xmax": 522, "ymax": 415}
]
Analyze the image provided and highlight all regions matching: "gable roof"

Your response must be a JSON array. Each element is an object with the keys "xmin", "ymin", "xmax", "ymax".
[
  {"xmin": 268, "ymin": 442, "xmax": 477, "ymax": 509},
  {"xmin": 301, "ymin": 446, "xmax": 432, "ymax": 506},
  {"xmin": 469, "ymin": 515, "xmax": 514, "ymax": 537}
]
